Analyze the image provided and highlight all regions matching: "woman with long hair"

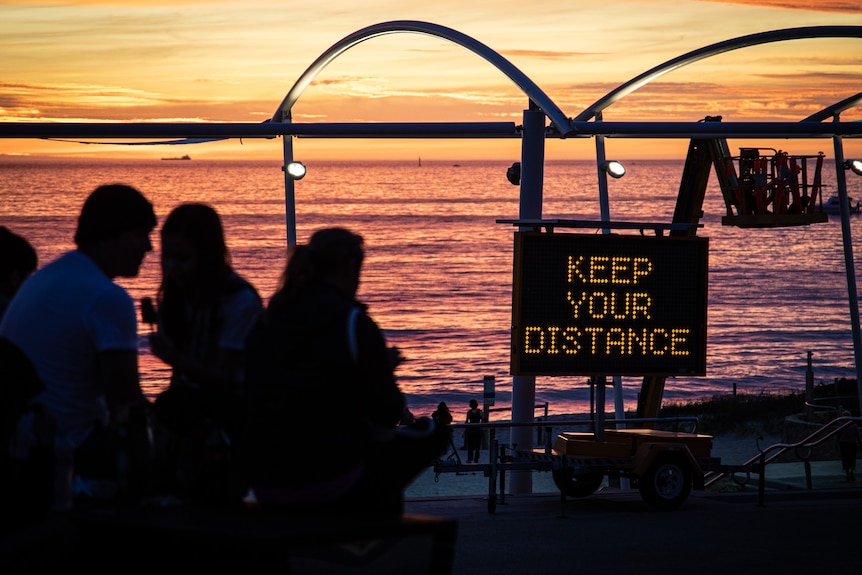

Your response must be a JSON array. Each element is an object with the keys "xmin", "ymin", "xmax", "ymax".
[{"xmin": 149, "ymin": 202, "xmax": 262, "ymax": 502}]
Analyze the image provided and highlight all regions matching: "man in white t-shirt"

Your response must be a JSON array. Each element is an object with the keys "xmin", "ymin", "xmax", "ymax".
[{"xmin": 0, "ymin": 184, "xmax": 157, "ymax": 482}]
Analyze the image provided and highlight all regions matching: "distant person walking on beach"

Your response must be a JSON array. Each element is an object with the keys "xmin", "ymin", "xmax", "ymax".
[
  {"xmin": 0, "ymin": 184, "xmax": 156, "ymax": 505},
  {"xmin": 432, "ymin": 401, "xmax": 453, "ymax": 425},
  {"xmin": 241, "ymin": 227, "xmax": 448, "ymax": 516},
  {"xmin": 0, "ymin": 226, "xmax": 38, "ymax": 322},
  {"xmin": 836, "ymin": 410, "xmax": 860, "ymax": 481},
  {"xmin": 431, "ymin": 401, "xmax": 456, "ymax": 459},
  {"xmin": 465, "ymin": 399, "xmax": 484, "ymax": 463},
  {"xmin": 148, "ymin": 203, "xmax": 262, "ymax": 502}
]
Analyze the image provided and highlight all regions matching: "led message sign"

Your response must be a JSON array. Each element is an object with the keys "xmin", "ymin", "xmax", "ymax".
[{"xmin": 511, "ymin": 232, "xmax": 708, "ymax": 376}]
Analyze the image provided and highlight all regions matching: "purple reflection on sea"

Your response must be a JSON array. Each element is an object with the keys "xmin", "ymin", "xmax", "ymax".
[{"xmin": 1, "ymin": 157, "xmax": 859, "ymax": 419}]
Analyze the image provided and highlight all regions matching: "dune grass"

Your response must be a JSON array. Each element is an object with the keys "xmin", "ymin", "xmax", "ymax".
[
  {"xmin": 657, "ymin": 379, "xmax": 858, "ymax": 435},
  {"xmin": 658, "ymin": 392, "xmax": 805, "ymax": 435}
]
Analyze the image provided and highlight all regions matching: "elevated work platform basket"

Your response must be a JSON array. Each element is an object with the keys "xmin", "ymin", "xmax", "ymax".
[{"xmin": 716, "ymin": 147, "xmax": 829, "ymax": 228}]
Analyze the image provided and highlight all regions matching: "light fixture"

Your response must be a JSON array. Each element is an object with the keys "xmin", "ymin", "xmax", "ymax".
[
  {"xmin": 845, "ymin": 159, "xmax": 862, "ymax": 176},
  {"xmin": 601, "ymin": 160, "xmax": 626, "ymax": 179},
  {"xmin": 284, "ymin": 161, "xmax": 307, "ymax": 180},
  {"xmin": 506, "ymin": 161, "xmax": 521, "ymax": 185}
]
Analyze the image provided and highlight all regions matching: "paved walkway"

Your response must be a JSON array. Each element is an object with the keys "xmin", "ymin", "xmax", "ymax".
[
  {"xmin": 404, "ymin": 459, "xmax": 862, "ymax": 574},
  {"xmin": 3, "ymin": 458, "xmax": 856, "ymax": 574}
]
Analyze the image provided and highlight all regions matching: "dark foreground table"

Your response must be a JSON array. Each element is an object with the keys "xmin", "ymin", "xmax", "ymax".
[{"xmin": 3, "ymin": 503, "xmax": 458, "ymax": 575}]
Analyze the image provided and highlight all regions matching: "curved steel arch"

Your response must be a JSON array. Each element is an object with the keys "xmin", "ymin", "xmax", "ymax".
[
  {"xmin": 804, "ymin": 92, "xmax": 862, "ymax": 123},
  {"xmin": 574, "ymin": 25, "xmax": 862, "ymax": 122},
  {"xmin": 270, "ymin": 20, "xmax": 573, "ymax": 134}
]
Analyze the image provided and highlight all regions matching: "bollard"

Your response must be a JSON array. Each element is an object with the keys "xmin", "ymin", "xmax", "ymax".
[
  {"xmin": 535, "ymin": 402, "xmax": 549, "ymax": 444},
  {"xmin": 498, "ymin": 441, "xmax": 507, "ymax": 505},
  {"xmin": 757, "ymin": 451, "xmax": 766, "ymax": 507},
  {"xmin": 487, "ymin": 430, "xmax": 498, "ymax": 514},
  {"xmin": 482, "ymin": 375, "xmax": 495, "ymax": 450}
]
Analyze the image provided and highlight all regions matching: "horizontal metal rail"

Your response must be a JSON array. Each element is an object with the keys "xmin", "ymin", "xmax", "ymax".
[
  {"xmin": 804, "ymin": 396, "xmax": 859, "ymax": 412},
  {"xmin": 0, "ymin": 122, "xmax": 519, "ymax": 140},
  {"xmin": 1, "ymin": 120, "xmax": 861, "ymax": 140},
  {"xmin": 441, "ymin": 416, "xmax": 700, "ymax": 432},
  {"xmin": 496, "ymin": 219, "xmax": 702, "ymax": 232}
]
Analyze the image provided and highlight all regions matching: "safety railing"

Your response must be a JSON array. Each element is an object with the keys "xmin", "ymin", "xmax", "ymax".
[
  {"xmin": 703, "ymin": 415, "xmax": 862, "ymax": 500},
  {"xmin": 432, "ymin": 415, "xmax": 701, "ymax": 513}
]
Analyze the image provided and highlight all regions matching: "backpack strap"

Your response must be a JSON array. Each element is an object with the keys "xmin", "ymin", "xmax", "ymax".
[{"xmin": 347, "ymin": 306, "xmax": 360, "ymax": 365}]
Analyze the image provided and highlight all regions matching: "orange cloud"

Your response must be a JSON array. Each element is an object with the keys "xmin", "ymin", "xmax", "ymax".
[
  {"xmin": 702, "ymin": 0, "xmax": 862, "ymax": 14},
  {"xmin": 1, "ymin": 1, "xmax": 859, "ymax": 161}
]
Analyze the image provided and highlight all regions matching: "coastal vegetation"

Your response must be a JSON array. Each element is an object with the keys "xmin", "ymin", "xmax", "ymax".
[
  {"xmin": 658, "ymin": 392, "xmax": 803, "ymax": 435},
  {"xmin": 657, "ymin": 378, "xmax": 858, "ymax": 436}
]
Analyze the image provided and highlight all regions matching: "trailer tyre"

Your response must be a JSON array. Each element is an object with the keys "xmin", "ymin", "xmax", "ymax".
[
  {"xmin": 552, "ymin": 469, "xmax": 604, "ymax": 498},
  {"xmin": 638, "ymin": 454, "xmax": 692, "ymax": 510}
]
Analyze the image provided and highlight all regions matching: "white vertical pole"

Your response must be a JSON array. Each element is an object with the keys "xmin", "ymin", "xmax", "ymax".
[
  {"xmin": 282, "ymin": 127, "xmax": 298, "ymax": 247},
  {"xmin": 595, "ymin": 113, "xmax": 627, "ymax": 456},
  {"xmin": 510, "ymin": 104, "xmax": 545, "ymax": 494},
  {"xmin": 595, "ymin": 111, "xmax": 612, "ymax": 233},
  {"xmin": 831, "ymin": 123, "xmax": 862, "ymax": 415}
]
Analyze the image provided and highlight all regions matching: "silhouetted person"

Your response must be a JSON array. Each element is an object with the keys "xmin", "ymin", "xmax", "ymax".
[
  {"xmin": 836, "ymin": 410, "xmax": 860, "ymax": 482},
  {"xmin": 431, "ymin": 401, "xmax": 455, "ymax": 460},
  {"xmin": 241, "ymin": 227, "xmax": 448, "ymax": 516},
  {"xmin": 0, "ymin": 219, "xmax": 59, "ymax": 552},
  {"xmin": 0, "ymin": 226, "xmax": 37, "ymax": 321},
  {"xmin": 465, "ymin": 399, "xmax": 484, "ymax": 463},
  {"xmin": 0, "ymin": 184, "xmax": 156, "ymax": 509},
  {"xmin": 432, "ymin": 401, "xmax": 453, "ymax": 425},
  {"xmin": 149, "ymin": 203, "xmax": 262, "ymax": 504}
]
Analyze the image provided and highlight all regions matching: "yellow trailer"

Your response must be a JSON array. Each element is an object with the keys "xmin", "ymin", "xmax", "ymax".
[{"xmin": 520, "ymin": 428, "xmax": 717, "ymax": 510}]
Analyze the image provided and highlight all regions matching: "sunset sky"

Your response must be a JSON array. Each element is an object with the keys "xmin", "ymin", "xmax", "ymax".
[{"xmin": 1, "ymin": 0, "xmax": 860, "ymax": 161}]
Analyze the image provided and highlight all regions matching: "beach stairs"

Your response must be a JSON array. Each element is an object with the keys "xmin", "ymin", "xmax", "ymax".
[
  {"xmin": 63, "ymin": 504, "xmax": 458, "ymax": 574},
  {"xmin": 704, "ymin": 415, "xmax": 862, "ymax": 493}
]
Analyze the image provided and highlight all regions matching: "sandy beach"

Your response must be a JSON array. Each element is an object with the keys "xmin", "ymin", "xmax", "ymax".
[{"xmin": 404, "ymin": 431, "xmax": 783, "ymax": 499}]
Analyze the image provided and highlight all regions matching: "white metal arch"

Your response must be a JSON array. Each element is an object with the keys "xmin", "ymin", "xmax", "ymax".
[
  {"xmin": 574, "ymin": 25, "xmax": 862, "ymax": 122},
  {"xmin": 270, "ymin": 20, "xmax": 573, "ymax": 134}
]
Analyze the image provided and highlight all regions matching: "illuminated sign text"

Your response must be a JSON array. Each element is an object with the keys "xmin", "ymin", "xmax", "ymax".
[{"xmin": 511, "ymin": 233, "xmax": 708, "ymax": 376}]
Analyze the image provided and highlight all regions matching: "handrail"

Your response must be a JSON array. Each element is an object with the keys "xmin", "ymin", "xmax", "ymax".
[
  {"xmin": 804, "ymin": 396, "xmax": 859, "ymax": 413},
  {"xmin": 704, "ymin": 416, "xmax": 861, "ymax": 488},
  {"xmin": 453, "ymin": 414, "xmax": 858, "ymax": 491},
  {"xmin": 442, "ymin": 415, "xmax": 700, "ymax": 432}
]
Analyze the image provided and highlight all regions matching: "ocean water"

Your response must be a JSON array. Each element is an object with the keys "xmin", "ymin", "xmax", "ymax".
[{"xmin": 2, "ymin": 156, "xmax": 861, "ymax": 420}]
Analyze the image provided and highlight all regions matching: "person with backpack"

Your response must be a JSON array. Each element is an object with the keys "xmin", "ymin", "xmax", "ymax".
[{"xmin": 241, "ymin": 227, "xmax": 447, "ymax": 516}]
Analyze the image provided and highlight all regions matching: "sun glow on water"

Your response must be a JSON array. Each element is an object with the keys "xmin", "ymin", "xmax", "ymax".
[{"xmin": 1, "ymin": 156, "xmax": 860, "ymax": 419}]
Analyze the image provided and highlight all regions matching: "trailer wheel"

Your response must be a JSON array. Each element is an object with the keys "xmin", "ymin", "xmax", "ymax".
[
  {"xmin": 638, "ymin": 454, "xmax": 692, "ymax": 510},
  {"xmin": 552, "ymin": 469, "xmax": 604, "ymax": 498}
]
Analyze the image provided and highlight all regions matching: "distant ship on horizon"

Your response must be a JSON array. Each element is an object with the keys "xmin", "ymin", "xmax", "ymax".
[{"xmin": 161, "ymin": 154, "xmax": 191, "ymax": 161}]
